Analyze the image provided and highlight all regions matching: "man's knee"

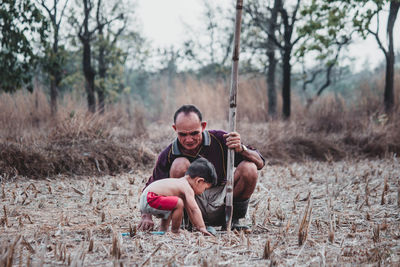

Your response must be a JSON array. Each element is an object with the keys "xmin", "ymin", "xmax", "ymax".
[
  {"xmin": 170, "ymin": 157, "xmax": 190, "ymax": 178},
  {"xmin": 233, "ymin": 161, "xmax": 258, "ymax": 201},
  {"xmin": 235, "ymin": 161, "xmax": 258, "ymax": 183}
]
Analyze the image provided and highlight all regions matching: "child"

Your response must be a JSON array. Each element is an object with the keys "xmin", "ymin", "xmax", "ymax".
[{"xmin": 139, "ymin": 158, "xmax": 217, "ymax": 236}]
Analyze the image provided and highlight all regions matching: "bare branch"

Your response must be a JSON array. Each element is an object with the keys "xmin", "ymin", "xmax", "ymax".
[
  {"xmin": 246, "ymin": 4, "xmax": 283, "ymax": 50},
  {"xmin": 57, "ymin": 0, "xmax": 70, "ymax": 28},
  {"xmin": 303, "ymin": 69, "xmax": 323, "ymax": 91}
]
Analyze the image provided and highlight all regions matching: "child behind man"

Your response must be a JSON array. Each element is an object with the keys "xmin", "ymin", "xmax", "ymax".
[{"xmin": 139, "ymin": 158, "xmax": 217, "ymax": 236}]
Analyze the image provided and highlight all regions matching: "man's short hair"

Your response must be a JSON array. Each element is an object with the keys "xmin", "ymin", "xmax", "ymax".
[
  {"xmin": 173, "ymin": 105, "xmax": 203, "ymax": 123},
  {"xmin": 186, "ymin": 158, "xmax": 217, "ymax": 186}
]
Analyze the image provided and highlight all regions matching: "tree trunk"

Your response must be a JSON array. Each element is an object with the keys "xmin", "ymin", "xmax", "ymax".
[
  {"xmin": 79, "ymin": 0, "xmax": 96, "ymax": 113},
  {"xmin": 97, "ymin": 33, "xmax": 106, "ymax": 114},
  {"xmin": 83, "ymin": 41, "xmax": 96, "ymax": 113},
  {"xmin": 49, "ymin": 13, "xmax": 61, "ymax": 116},
  {"xmin": 266, "ymin": 53, "xmax": 277, "ymax": 118},
  {"xmin": 384, "ymin": 1, "xmax": 399, "ymax": 113},
  {"xmin": 266, "ymin": 0, "xmax": 280, "ymax": 119},
  {"xmin": 97, "ymin": 87, "xmax": 105, "ymax": 113},
  {"xmin": 282, "ymin": 47, "xmax": 291, "ymax": 119},
  {"xmin": 50, "ymin": 79, "xmax": 58, "ymax": 115}
]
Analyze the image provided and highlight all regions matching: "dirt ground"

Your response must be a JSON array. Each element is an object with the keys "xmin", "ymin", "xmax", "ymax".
[{"xmin": 1, "ymin": 158, "xmax": 400, "ymax": 266}]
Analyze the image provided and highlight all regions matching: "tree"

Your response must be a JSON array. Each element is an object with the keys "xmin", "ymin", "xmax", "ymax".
[
  {"xmin": 244, "ymin": 0, "xmax": 281, "ymax": 119},
  {"xmin": 359, "ymin": 0, "xmax": 400, "ymax": 113},
  {"xmin": 245, "ymin": 0, "xmax": 305, "ymax": 119},
  {"xmin": 297, "ymin": 0, "xmax": 353, "ymax": 106},
  {"xmin": 0, "ymin": 0, "xmax": 48, "ymax": 92},
  {"xmin": 304, "ymin": 0, "xmax": 399, "ymax": 113},
  {"xmin": 69, "ymin": 0, "xmax": 97, "ymax": 112},
  {"xmin": 182, "ymin": 0, "xmax": 234, "ymax": 78},
  {"xmin": 38, "ymin": 0, "xmax": 69, "ymax": 115},
  {"xmin": 69, "ymin": 0, "xmax": 124, "ymax": 113},
  {"xmin": 95, "ymin": 0, "xmax": 126, "ymax": 113}
]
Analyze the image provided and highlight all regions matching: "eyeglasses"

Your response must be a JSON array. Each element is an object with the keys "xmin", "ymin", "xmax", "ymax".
[{"xmin": 177, "ymin": 131, "xmax": 201, "ymax": 137}]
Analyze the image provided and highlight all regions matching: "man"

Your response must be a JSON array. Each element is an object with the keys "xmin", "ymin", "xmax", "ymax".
[{"xmin": 138, "ymin": 104, "xmax": 265, "ymax": 231}]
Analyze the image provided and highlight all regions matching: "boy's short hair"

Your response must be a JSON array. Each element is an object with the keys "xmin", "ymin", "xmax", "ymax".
[{"xmin": 186, "ymin": 158, "xmax": 217, "ymax": 186}]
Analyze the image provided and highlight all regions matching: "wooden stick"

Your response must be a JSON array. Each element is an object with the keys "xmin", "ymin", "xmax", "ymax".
[{"xmin": 226, "ymin": 0, "xmax": 244, "ymax": 234}]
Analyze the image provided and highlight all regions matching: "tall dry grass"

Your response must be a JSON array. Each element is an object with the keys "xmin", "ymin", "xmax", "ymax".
[
  {"xmin": 0, "ymin": 88, "xmax": 153, "ymax": 179},
  {"xmin": 0, "ymin": 72, "xmax": 399, "ymax": 179}
]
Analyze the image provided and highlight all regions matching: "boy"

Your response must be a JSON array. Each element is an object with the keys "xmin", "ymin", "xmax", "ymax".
[{"xmin": 139, "ymin": 158, "xmax": 217, "ymax": 236}]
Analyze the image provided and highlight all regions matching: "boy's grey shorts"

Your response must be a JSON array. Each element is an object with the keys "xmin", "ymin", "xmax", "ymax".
[
  {"xmin": 139, "ymin": 190, "xmax": 172, "ymax": 220},
  {"xmin": 195, "ymin": 185, "xmax": 227, "ymax": 226}
]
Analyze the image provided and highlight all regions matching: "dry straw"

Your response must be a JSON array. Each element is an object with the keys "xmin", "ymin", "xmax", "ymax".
[{"xmin": 298, "ymin": 192, "xmax": 312, "ymax": 246}]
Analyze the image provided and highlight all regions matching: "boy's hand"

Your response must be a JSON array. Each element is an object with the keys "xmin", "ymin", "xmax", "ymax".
[
  {"xmin": 199, "ymin": 227, "xmax": 213, "ymax": 236},
  {"xmin": 138, "ymin": 213, "xmax": 154, "ymax": 231}
]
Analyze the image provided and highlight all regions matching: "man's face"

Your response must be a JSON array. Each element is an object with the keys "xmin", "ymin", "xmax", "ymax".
[{"xmin": 173, "ymin": 112, "xmax": 206, "ymax": 152}]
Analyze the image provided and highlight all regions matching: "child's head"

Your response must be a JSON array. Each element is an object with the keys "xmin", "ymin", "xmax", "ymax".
[{"xmin": 186, "ymin": 158, "xmax": 217, "ymax": 189}]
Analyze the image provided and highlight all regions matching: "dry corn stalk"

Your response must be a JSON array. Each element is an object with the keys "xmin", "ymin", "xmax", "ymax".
[
  {"xmin": 1, "ymin": 184, "xmax": 5, "ymax": 199},
  {"xmin": 365, "ymin": 180, "xmax": 370, "ymax": 207},
  {"xmin": 372, "ymin": 224, "xmax": 380, "ymax": 243},
  {"xmin": 3, "ymin": 205, "xmax": 9, "ymax": 227},
  {"xmin": 328, "ymin": 197, "xmax": 335, "ymax": 243},
  {"xmin": 88, "ymin": 239, "xmax": 94, "ymax": 252},
  {"xmin": 263, "ymin": 239, "xmax": 273, "ymax": 259},
  {"xmin": 89, "ymin": 185, "xmax": 94, "ymax": 204},
  {"xmin": 397, "ymin": 181, "xmax": 400, "ymax": 207},
  {"xmin": 21, "ymin": 237, "xmax": 35, "ymax": 254},
  {"xmin": 111, "ymin": 233, "xmax": 121, "ymax": 259},
  {"xmin": 298, "ymin": 192, "xmax": 312, "ymax": 246},
  {"xmin": 129, "ymin": 223, "xmax": 136, "ymax": 237},
  {"xmin": 141, "ymin": 243, "xmax": 163, "ymax": 266},
  {"xmin": 2, "ymin": 235, "xmax": 22, "ymax": 267},
  {"xmin": 381, "ymin": 177, "xmax": 388, "ymax": 205},
  {"xmin": 328, "ymin": 214, "xmax": 335, "ymax": 243}
]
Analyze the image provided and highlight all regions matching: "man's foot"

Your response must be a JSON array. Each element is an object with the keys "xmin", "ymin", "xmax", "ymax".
[
  {"xmin": 221, "ymin": 218, "xmax": 250, "ymax": 231},
  {"xmin": 231, "ymin": 218, "xmax": 250, "ymax": 231}
]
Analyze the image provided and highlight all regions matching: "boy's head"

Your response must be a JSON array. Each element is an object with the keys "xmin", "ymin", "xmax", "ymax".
[{"xmin": 186, "ymin": 158, "xmax": 217, "ymax": 187}]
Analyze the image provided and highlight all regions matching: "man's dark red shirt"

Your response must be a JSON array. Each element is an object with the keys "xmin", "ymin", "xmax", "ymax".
[{"xmin": 146, "ymin": 130, "xmax": 265, "ymax": 187}]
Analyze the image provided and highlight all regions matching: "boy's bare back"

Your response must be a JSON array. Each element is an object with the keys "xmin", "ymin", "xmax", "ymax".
[{"xmin": 145, "ymin": 177, "xmax": 193, "ymax": 199}]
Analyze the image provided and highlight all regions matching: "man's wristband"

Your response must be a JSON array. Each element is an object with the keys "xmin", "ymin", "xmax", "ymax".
[{"xmin": 241, "ymin": 144, "xmax": 248, "ymax": 153}]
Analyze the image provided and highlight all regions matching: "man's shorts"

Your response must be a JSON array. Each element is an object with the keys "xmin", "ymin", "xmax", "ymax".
[
  {"xmin": 139, "ymin": 189, "xmax": 179, "ymax": 220},
  {"xmin": 195, "ymin": 185, "xmax": 227, "ymax": 226}
]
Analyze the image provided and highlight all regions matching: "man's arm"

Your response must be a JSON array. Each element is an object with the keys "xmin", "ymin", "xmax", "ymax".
[
  {"xmin": 224, "ymin": 132, "xmax": 265, "ymax": 170},
  {"xmin": 145, "ymin": 150, "xmax": 171, "ymax": 187},
  {"xmin": 237, "ymin": 145, "xmax": 265, "ymax": 170}
]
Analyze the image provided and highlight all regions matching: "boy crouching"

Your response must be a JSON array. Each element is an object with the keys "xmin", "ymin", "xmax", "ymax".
[{"xmin": 139, "ymin": 158, "xmax": 217, "ymax": 236}]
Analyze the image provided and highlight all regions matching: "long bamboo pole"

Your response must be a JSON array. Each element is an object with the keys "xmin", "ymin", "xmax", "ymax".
[{"xmin": 225, "ymin": 0, "xmax": 244, "ymax": 233}]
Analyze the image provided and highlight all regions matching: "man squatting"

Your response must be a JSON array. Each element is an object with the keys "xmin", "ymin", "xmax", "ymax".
[{"xmin": 138, "ymin": 104, "xmax": 265, "ymax": 231}]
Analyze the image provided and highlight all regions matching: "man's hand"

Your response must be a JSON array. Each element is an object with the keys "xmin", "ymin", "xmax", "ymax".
[
  {"xmin": 223, "ymin": 132, "xmax": 243, "ymax": 153},
  {"xmin": 138, "ymin": 213, "xmax": 154, "ymax": 231}
]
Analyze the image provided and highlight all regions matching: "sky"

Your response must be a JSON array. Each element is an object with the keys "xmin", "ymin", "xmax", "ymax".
[
  {"xmin": 136, "ymin": 0, "xmax": 396, "ymax": 72},
  {"xmin": 137, "ymin": 0, "xmax": 231, "ymax": 48},
  {"xmin": 137, "ymin": 0, "xmax": 203, "ymax": 48}
]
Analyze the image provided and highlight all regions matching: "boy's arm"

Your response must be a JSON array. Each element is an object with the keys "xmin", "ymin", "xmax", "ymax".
[{"xmin": 184, "ymin": 190, "xmax": 212, "ymax": 236}]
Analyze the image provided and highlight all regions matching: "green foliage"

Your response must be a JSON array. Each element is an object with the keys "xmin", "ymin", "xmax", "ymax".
[
  {"xmin": 58, "ymin": 51, "xmax": 85, "ymax": 94},
  {"xmin": 0, "ymin": 0, "xmax": 48, "ymax": 92}
]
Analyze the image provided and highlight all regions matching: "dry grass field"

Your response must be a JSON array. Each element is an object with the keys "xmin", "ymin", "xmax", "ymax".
[
  {"xmin": 1, "ymin": 77, "xmax": 400, "ymax": 266},
  {"xmin": 1, "ymin": 158, "xmax": 399, "ymax": 266}
]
